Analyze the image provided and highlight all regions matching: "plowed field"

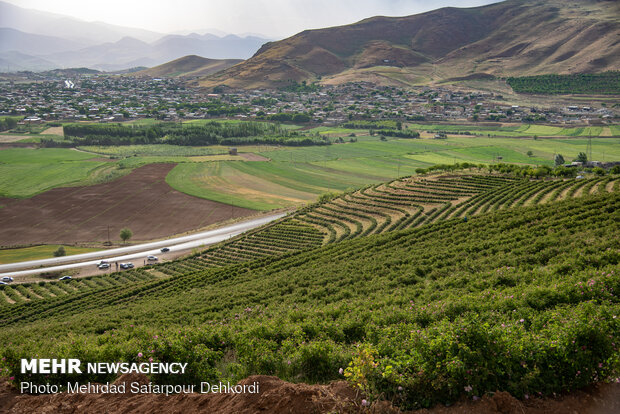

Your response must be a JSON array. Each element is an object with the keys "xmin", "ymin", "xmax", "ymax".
[{"xmin": 0, "ymin": 163, "xmax": 253, "ymax": 246}]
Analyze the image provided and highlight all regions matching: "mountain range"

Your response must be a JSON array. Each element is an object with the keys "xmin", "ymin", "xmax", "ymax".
[
  {"xmin": 199, "ymin": 0, "xmax": 620, "ymax": 89},
  {"xmin": 0, "ymin": 0, "xmax": 269, "ymax": 72}
]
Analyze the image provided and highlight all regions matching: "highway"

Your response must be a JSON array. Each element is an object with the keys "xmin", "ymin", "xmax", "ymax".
[{"xmin": 0, "ymin": 212, "xmax": 287, "ymax": 278}]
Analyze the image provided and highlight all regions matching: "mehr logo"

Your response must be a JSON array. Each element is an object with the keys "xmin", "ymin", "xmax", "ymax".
[{"xmin": 21, "ymin": 359, "xmax": 82, "ymax": 374}]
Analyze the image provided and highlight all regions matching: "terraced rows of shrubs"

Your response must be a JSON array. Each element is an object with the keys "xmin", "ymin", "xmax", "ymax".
[
  {"xmin": 293, "ymin": 174, "xmax": 617, "ymax": 242},
  {"xmin": 1, "ymin": 174, "xmax": 616, "ymax": 304},
  {"xmin": 0, "ymin": 269, "xmax": 159, "ymax": 306},
  {"xmin": 0, "ymin": 191, "xmax": 618, "ymax": 410}
]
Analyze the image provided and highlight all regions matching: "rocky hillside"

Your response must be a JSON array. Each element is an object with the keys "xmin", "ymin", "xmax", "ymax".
[{"xmin": 199, "ymin": 0, "xmax": 620, "ymax": 89}]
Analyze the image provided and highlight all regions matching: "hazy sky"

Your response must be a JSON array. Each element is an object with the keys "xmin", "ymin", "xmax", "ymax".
[{"xmin": 5, "ymin": 0, "xmax": 504, "ymax": 38}]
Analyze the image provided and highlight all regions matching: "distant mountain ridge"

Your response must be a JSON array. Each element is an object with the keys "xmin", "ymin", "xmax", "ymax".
[
  {"xmin": 134, "ymin": 55, "xmax": 242, "ymax": 78},
  {"xmin": 0, "ymin": 0, "xmax": 162, "ymax": 44},
  {"xmin": 200, "ymin": 0, "xmax": 620, "ymax": 89},
  {"xmin": 0, "ymin": 0, "xmax": 270, "ymax": 72}
]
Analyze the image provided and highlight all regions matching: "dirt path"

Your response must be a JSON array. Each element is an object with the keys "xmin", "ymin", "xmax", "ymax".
[{"xmin": 0, "ymin": 164, "xmax": 255, "ymax": 246}]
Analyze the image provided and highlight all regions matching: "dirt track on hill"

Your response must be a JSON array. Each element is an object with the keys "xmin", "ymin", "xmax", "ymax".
[
  {"xmin": 0, "ymin": 163, "xmax": 254, "ymax": 246},
  {"xmin": 1, "ymin": 374, "xmax": 618, "ymax": 414}
]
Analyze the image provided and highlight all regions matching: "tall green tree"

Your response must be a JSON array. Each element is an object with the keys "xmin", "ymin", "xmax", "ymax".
[
  {"xmin": 120, "ymin": 228, "xmax": 133, "ymax": 244},
  {"xmin": 574, "ymin": 152, "xmax": 588, "ymax": 163}
]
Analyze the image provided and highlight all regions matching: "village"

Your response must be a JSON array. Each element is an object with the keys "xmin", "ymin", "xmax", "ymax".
[{"xmin": 0, "ymin": 71, "xmax": 617, "ymax": 126}]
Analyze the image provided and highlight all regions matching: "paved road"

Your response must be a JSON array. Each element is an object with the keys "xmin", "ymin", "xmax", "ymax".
[{"xmin": 0, "ymin": 213, "xmax": 287, "ymax": 278}]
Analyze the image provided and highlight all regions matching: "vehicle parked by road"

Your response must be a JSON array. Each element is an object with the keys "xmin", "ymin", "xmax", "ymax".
[
  {"xmin": 98, "ymin": 263, "xmax": 110, "ymax": 269},
  {"xmin": 59, "ymin": 276, "xmax": 72, "ymax": 280},
  {"xmin": 147, "ymin": 255, "xmax": 158, "ymax": 261},
  {"xmin": 120, "ymin": 263, "xmax": 134, "ymax": 269},
  {"xmin": 1, "ymin": 276, "xmax": 14, "ymax": 282}
]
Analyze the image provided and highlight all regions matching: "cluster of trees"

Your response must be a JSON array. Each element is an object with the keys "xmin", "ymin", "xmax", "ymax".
[
  {"xmin": 58, "ymin": 121, "xmax": 329, "ymax": 147},
  {"xmin": 373, "ymin": 129, "xmax": 420, "ymax": 139},
  {"xmin": 0, "ymin": 117, "xmax": 19, "ymax": 132},
  {"xmin": 507, "ymin": 71, "xmax": 620, "ymax": 94},
  {"xmin": 264, "ymin": 112, "xmax": 311, "ymax": 123},
  {"xmin": 281, "ymin": 80, "xmax": 321, "ymax": 93}
]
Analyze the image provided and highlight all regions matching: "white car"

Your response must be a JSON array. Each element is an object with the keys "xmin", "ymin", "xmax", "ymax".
[
  {"xmin": 98, "ymin": 263, "xmax": 111, "ymax": 269},
  {"xmin": 147, "ymin": 255, "xmax": 158, "ymax": 261},
  {"xmin": 1, "ymin": 276, "xmax": 13, "ymax": 282},
  {"xmin": 120, "ymin": 262, "xmax": 134, "ymax": 269}
]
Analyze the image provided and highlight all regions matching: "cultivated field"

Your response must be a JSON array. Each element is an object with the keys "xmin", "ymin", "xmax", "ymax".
[
  {"xmin": 0, "ymin": 175, "xmax": 617, "ymax": 410},
  {"xmin": 0, "ymin": 163, "xmax": 254, "ymax": 247}
]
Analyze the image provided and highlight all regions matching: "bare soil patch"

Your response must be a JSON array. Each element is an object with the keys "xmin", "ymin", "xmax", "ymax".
[
  {"xmin": 42, "ymin": 126, "xmax": 64, "ymax": 136},
  {"xmin": 238, "ymin": 152, "xmax": 270, "ymax": 161},
  {"xmin": 0, "ymin": 163, "xmax": 255, "ymax": 246},
  {"xmin": 0, "ymin": 135, "xmax": 29, "ymax": 143},
  {"xmin": 1, "ymin": 375, "xmax": 618, "ymax": 414}
]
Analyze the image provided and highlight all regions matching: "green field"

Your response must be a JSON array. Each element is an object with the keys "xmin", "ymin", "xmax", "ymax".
[
  {"xmin": 405, "ymin": 123, "xmax": 611, "ymax": 137},
  {"xmin": 0, "ymin": 245, "xmax": 99, "ymax": 264},
  {"xmin": 3, "ymin": 132, "xmax": 619, "ymax": 211},
  {"xmin": 0, "ymin": 148, "xmax": 106, "ymax": 198},
  {"xmin": 166, "ymin": 161, "xmax": 378, "ymax": 210}
]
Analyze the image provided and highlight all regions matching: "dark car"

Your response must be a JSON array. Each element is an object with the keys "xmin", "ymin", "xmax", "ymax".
[
  {"xmin": 59, "ymin": 276, "xmax": 72, "ymax": 281},
  {"xmin": 160, "ymin": 247, "xmax": 170, "ymax": 253}
]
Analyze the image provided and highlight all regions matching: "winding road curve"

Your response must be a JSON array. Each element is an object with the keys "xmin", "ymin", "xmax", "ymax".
[{"xmin": 0, "ymin": 213, "xmax": 287, "ymax": 278}]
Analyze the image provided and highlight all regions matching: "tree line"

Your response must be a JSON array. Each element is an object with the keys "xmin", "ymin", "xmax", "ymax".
[
  {"xmin": 506, "ymin": 71, "xmax": 620, "ymax": 94},
  {"xmin": 56, "ymin": 121, "xmax": 330, "ymax": 147}
]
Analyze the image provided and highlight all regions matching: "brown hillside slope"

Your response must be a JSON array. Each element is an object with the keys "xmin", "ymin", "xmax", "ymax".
[
  {"xmin": 135, "ymin": 55, "xmax": 242, "ymax": 78},
  {"xmin": 200, "ymin": 0, "xmax": 619, "ymax": 89}
]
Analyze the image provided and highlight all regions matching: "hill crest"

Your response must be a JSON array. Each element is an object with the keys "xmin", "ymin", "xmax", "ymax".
[
  {"xmin": 134, "ymin": 55, "xmax": 242, "ymax": 78},
  {"xmin": 200, "ymin": 0, "xmax": 620, "ymax": 89}
]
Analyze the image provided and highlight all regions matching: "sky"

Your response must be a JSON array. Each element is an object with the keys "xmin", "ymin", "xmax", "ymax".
[{"xmin": 4, "ymin": 0, "xmax": 504, "ymax": 39}]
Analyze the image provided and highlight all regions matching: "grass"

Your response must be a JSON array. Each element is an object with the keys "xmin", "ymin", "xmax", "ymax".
[
  {"xmin": 4, "ymin": 131, "xmax": 619, "ymax": 208},
  {"xmin": 404, "ymin": 123, "xmax": 614, "ymax": 137},
  {"xmin": 0, "ymin": 245, "xmax": 100, "ymax": 264},
  {"xmin": 164, "ymin": 136, "xmax": 618, "ymax": 210},
  {"xmin": 0, "ymin": 148, "xmax": 106, "ymax": 198}
]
